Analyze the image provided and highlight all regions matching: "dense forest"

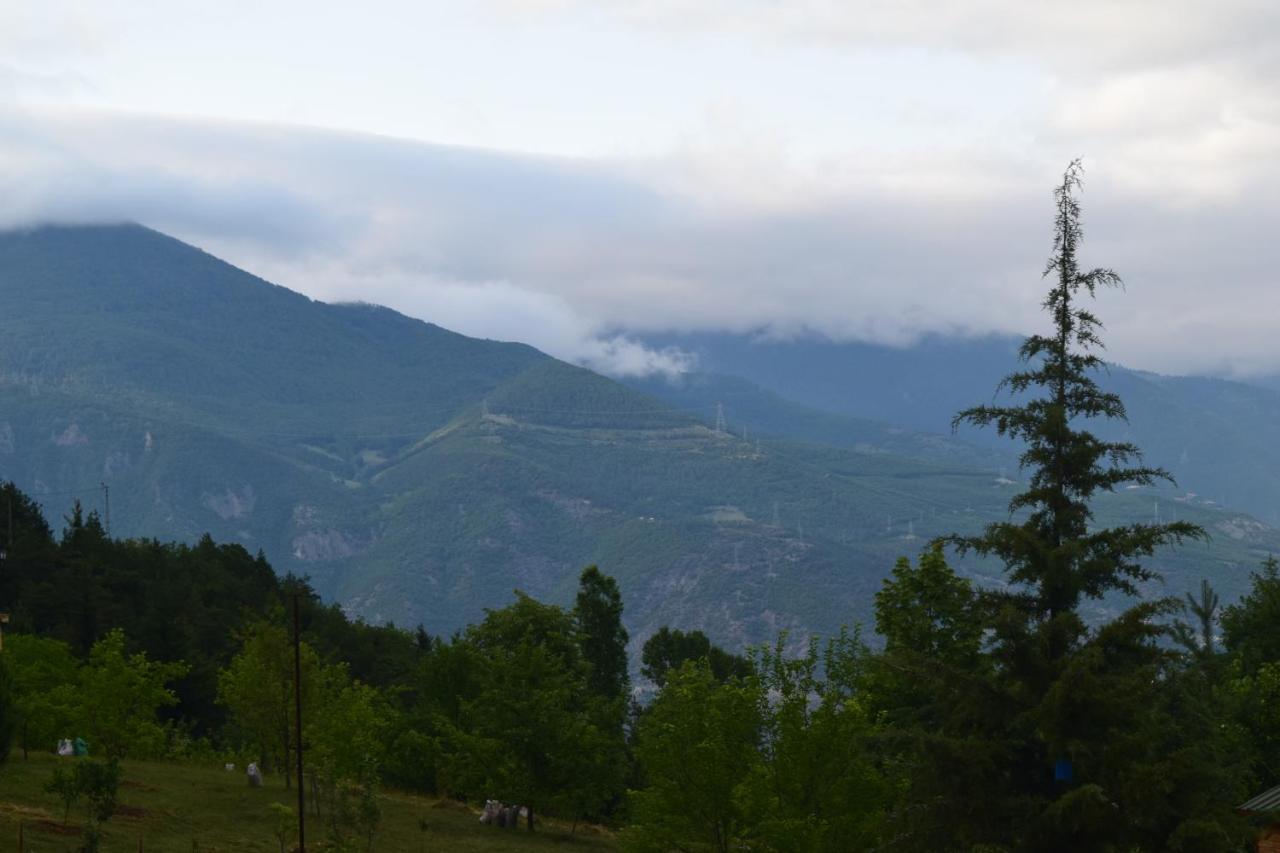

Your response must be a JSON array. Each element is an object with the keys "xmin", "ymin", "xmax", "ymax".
[{"xmin": 5, "ymin": 166, "xmax": 1280, "ymax": 852}]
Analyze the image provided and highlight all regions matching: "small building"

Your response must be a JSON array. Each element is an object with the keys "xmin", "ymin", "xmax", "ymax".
[{"xmin": 1239, "ymin": 783, "xmax": 1280, "ymax": 852}]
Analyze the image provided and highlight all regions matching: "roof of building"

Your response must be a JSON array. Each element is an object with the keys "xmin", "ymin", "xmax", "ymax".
[{"xmin": 1240, "ymin": 783, "xmax": 1280, "ymax": 813}]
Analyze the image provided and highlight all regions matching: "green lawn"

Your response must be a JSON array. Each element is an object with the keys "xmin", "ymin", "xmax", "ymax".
[{"xmin": 0, "ymin": 753, "xmax": 618, "ymax": 852}]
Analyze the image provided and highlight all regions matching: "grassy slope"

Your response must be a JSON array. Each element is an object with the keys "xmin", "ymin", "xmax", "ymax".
[{"xmin": 0, "ymin": 753, "xmax": 616, "ymax": 853}]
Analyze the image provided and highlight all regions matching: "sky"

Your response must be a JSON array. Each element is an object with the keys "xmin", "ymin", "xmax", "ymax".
[{"xmin": 1, "ymin": 1, "xmax": 1278, "ymax": 378}]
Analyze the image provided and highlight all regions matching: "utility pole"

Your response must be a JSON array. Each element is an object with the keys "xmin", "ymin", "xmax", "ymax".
[
  {"xmin": 1, "ymin": 495, "xmax": 10, "ymax": 650},
  {"xmin": 292, "ymin": 593, "xmax": 307, "ymax": 853},
  {"xmin": 101, "ymin": 482, "xmax": 110, "ymax": 537}
]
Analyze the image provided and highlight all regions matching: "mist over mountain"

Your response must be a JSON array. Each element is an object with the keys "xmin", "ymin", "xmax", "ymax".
[{"xmin": 1, "ymin": 225, "xmax": 1275, "ymax": 656}]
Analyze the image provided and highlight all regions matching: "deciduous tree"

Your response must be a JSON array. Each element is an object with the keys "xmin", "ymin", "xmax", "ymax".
[
  {"xmin": 624, "ymin": 660, "xmax": 762, "ymax": 853},
  {"xmin": 640, "ymin": 627, "xmax": 750, "ymax": 688},
  {"xmin": 217, "ymin": 620, "xmax": 322, "ymax": 785},
  {"xmin": 78, "ymin": 628, "xmax": 187, "ymax": 759}
]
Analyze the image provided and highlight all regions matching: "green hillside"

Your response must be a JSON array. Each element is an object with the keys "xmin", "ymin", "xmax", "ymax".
[{"xmin": 1, "ymin": 225, "xmax": 1276, "ymax": 656}]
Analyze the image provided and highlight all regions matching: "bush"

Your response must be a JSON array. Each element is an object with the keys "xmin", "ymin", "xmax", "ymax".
[{"xmin": 43, "ymin": 758, "xmax": 122, "ymax": 827}]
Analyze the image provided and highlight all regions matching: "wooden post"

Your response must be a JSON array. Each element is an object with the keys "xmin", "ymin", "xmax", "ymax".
[{"xmin": 293, "ymin": 593, "xmax": 306, "ymax": 853}]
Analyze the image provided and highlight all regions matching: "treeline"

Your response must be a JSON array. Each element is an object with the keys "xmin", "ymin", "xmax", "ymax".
[
  {"xmin": 0, "ymin": 485, "xmax": 742, "ymax": 842},
  {"xmin": 4, "ymin": 479, "xmax": 1279, "ymax": 851}
]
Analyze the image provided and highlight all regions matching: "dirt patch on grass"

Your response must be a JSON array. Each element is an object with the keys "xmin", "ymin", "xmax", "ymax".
[
  {"xmin": 31, "ymin": 819, "xmax": 82, "ymax": 836},
  {"xmin": 0, "ymin": 802, "xmax": 56, "ymax": 821}
]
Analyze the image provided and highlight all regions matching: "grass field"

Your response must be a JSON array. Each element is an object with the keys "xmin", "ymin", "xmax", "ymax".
[{"xmin": 0, "ymin": 752, "xmax": 618, "ymax": 852}]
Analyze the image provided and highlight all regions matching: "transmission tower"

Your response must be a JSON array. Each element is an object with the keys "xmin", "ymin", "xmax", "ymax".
[{"xmin": 715, "ymin": 402, "xmax": 726, "ymax": 435}]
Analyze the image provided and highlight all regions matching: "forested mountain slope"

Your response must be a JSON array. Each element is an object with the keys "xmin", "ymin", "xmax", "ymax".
[
  {"xmin": 1, "ymin": 225, "xmax": 1275, "ymax": 654},
  {"xmin": 642, "ymin": 332, "xmax": 1280, "ymax": 526}
]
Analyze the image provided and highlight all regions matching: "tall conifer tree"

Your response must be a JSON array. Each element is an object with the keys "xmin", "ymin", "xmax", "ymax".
[
  {"xmin": 935, "ymin": 161, "xmax": 1209, "ymax": 851},
  {"xmin": 950, "ymin": 160, "xmax": 1202, "ymax": 623}
]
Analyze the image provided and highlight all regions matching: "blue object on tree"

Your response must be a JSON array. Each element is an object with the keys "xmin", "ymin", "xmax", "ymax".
[
  {"xmin": 1054, "ymin": 758, "xmax": 1072, "ymax": 782},
  {"xmin": 73, "ymin": 737, "xmax": 88, "ymax": 757}
]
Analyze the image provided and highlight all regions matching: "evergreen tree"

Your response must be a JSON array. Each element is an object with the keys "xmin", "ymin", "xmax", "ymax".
[
  {"xmin": 933, "ymin": 161, "xmax": 1207, "ymax": 851},
  {"xmin": 1172, "ymin": 578, "xmax": 1221, "ymax": 661},
  {"xmin": 574, "ymin": 566, "xmax": 629, "ymax": 700},
  {"xmin": 950, "ymin": 160, "xmax": 1202, "ymax": 624}
]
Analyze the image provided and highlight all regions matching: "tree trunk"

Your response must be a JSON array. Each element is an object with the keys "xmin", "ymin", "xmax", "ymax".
[{"xmin": 527, "ymin": 805, "xmax": 534, "ymax": 832}]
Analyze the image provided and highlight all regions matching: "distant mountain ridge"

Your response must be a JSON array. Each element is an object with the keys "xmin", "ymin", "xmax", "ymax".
[
  {"xmin": 638, "ymin": 331, "xmax": 1280, "ymax": 526},
  {"xmin": 1, "ymin": 225, "xmax": 1275, "ymax": 656}
]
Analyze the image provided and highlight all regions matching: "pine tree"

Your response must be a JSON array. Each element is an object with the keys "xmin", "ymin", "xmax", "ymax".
[
  {"xmin": 935, "ymin": 161, "xmax": 1209, "ymax": 851},
  {"xmin": 950, "ymin": 160, "xmax": 1203, "ymax": 625}
]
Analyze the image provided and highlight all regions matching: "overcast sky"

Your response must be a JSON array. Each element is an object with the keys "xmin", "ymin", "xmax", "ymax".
[{"xmin": 2, "ymin": 1, "xmax": 1278, "ymax": 377}]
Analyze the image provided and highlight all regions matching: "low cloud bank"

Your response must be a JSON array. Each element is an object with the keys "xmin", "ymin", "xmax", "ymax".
[{"xmin": 2, "ymin": 107, "xmax": 1279, "ymax": 378}]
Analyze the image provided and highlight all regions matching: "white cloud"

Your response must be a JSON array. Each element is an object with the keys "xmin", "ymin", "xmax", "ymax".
[
  {"xmin": 1, "ymin": 2, "xmax": 1279, "ymax": 378},
  {"xmin": 2, "ymin": 104, "xmax": 1280, "ymax": 378},
  {"xmin": 488, "ymin": 1, "xmax": 1277, "ymax": 72}
]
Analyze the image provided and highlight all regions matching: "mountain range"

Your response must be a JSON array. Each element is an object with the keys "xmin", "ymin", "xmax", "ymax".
[
  {"xmin": 632, "ymin": 332, "xmax": 1280, "ymax": 526},
  {"xmin": 1, "ymin": 224, "xmax": 1276, "ymax": 657}
]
